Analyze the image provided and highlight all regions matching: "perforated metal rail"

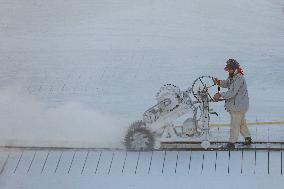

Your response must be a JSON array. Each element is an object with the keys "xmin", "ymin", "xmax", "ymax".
[{"xmin": 0, "ymin": 147, "xmax": 283, "ymax": 176}]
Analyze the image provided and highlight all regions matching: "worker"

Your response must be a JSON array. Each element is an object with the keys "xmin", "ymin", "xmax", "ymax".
[{"xmin": 213, "ymin": 59, "xmax": 252, "ymax": 150}]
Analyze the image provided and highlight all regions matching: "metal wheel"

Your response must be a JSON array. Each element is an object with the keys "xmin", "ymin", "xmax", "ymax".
[
  {"xmin": 124, "ymin": 120, "xmax": 154, "ymax": 151},
  {"xmin": 191, "ymin": 76, "xmax": 216, "ymax": 102}
]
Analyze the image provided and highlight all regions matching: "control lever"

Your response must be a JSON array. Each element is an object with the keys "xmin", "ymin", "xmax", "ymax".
[{"xmin": 217, "ymin": 85, "xmax": 226, "ymax": 101}]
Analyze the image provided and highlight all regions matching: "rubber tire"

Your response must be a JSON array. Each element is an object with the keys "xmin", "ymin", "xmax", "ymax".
[{"xmin": 124, "ymin": 120, "xmax": 154, "ymax": 151}]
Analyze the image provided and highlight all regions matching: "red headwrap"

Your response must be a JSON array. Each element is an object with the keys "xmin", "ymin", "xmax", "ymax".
[{"xmin": 237, "ymin": 67, "xmax": 244, "ymax": 75}]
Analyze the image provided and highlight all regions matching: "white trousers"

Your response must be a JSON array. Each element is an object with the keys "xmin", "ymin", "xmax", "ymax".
[{"xmin": 229, "ymin": 111, "xmax": 251, "ymax": 143}]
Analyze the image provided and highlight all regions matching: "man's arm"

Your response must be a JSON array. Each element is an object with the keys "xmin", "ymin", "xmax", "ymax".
[
  {"xmin": 219, "ymin": 79, "xmax": 230, "ymax": 88},
  {"xmin": 220, "ymin": 76, "xmax": 244, "ymax": 99}
]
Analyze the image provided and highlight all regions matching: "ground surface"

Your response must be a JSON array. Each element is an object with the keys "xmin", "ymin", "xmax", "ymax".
[
  {"xmin": 0, "ymin": 0, "xmax": 284, "ymax": 149},
  {"xmin": 1, "ymin": 147, "xmax": 284, "ymax": 189}
]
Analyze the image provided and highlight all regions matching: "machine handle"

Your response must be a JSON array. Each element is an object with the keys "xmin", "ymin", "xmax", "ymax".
[{"xmin": 217, "ymin": 86, "xmax": 226, "ymax": 101}]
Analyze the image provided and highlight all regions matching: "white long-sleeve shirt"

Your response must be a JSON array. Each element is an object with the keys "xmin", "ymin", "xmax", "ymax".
[{"xmin": 219, "ymin": 73, "xmax": 249, "ymax": 112}]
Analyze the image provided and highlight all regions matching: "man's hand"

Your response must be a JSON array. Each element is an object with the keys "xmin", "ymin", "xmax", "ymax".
[
  {"xmin": 213, "ymin": 78, "xmax": 220, "ymax": 85},
  {"xmin": 213, "ymin": 93, "xmax": 221, "ymax": 102}
]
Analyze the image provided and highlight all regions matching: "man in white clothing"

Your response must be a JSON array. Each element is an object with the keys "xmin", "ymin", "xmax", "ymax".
[{"xmin": 213, "ymin": 59, "xmax": 252, "ymax": 150}]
